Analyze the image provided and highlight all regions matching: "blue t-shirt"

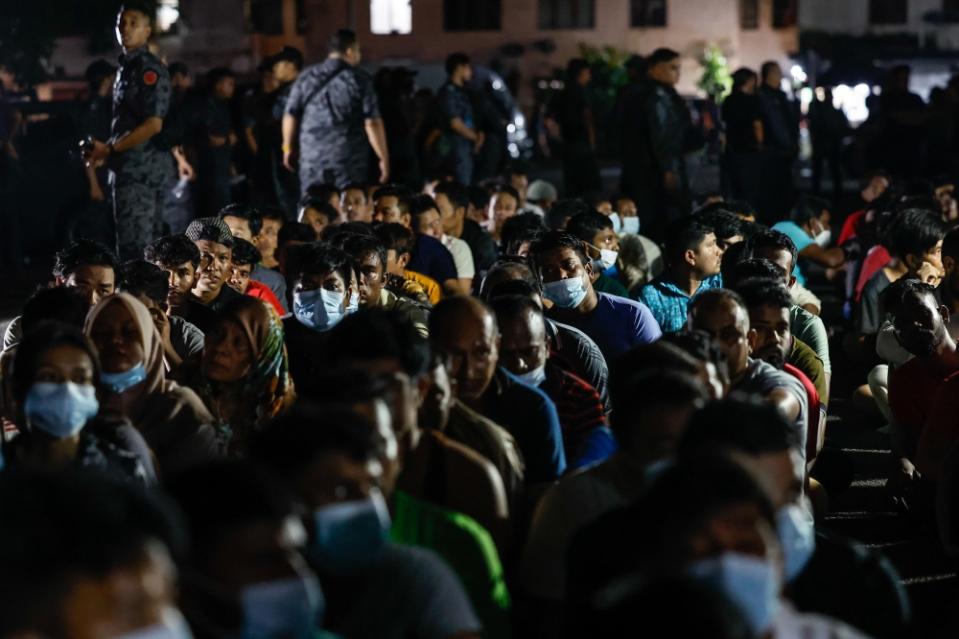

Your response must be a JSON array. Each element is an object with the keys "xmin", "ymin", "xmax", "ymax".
[
  {"xmin": 639, "ymin": 273, "xmax": 723, "ymax": 333},
  {"xmin": 552, "ymin": 293, "xmax": 663, "ymax": 362},
  {"xmin": 771, "ymin": 220, "xmax": 813, "ymax": 285},
  {"xmin": 408, "ymin": 234, "xmax": 458, "ymax": 285}
]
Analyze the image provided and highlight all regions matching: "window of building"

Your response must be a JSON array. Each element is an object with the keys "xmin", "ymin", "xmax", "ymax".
[
  {"xmin": 444, "ymin": 0, "xmax": 501, "ymax": 30},
  {"xmin": 539, "ymin": 0, "xmax": 595, "ymax": 29},
  {"xmin": 869, "ymin": 0, "xmax": 908, "ymax": 24},
  {"xmin": 772, "ymin": 0, "xmax": 798, "ymax": 27},
  {"xmin": 371, "ymin": 0, "xmax": 412, "ymax": 34},
  {"xmin": 741, "ymin": 0, "xmax": 759, "ymax": 29},
  {"xmin": 631, "ymin": 0, "xmax": 667, "ymax": 27},
  {"xmin": 250, "ymin": 0, "xmax": 283, "ymax": 34}
]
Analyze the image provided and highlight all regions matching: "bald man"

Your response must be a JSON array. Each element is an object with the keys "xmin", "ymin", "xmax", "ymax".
[{"xmin": 429, "ymin": 296, "xmax": 566, "ymax": 483}]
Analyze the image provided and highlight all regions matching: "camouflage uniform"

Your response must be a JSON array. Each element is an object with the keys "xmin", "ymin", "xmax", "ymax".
[
  {"xmin": 436, "ymin": 81, "xmax": 475, "ymax": 186},
  {"xmin": 109, "ymin": 46, "xmax": 172, "ymax": 260},
  {"xmin": 284, "ymin": 58, "xmax": 379, "ymax": 191}
]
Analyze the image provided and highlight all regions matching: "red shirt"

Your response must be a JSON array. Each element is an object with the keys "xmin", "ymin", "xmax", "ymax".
[
  {"xmin": 541, "ymin": 363, "xmax": 607, "ymax": 460},
  {"xmin": 784, "ymin": 363, "xmax": 821, "ymax": 463},
  {"xmin": 838, "ymin": 209, "xmax": 865, "ymax": 246},
  {"xmin": 855, "ymin": 245, "xmax": 891, "ymax": 302},
  {"xmin": 246, "ymin": 280, "xmax": 285, "ymax": 316}
]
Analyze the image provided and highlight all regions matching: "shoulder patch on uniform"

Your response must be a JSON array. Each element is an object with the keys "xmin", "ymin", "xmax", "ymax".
[{"xmin": 143, "ymin": 70, "xmax": 158, "ymax": 86}]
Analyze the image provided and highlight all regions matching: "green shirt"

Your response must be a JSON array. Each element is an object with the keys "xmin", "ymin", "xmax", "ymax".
[
  {"xmin": 390, "ymin": 490, "xmax": 511, "ymax": 638},
  {"xmin": 789, "ymin": 337, "xmax": 829, "ymax": 406},
  {"xmin": 790, "ymin": 305, "xmax": 831, "ymax": 375},
  {"xmin": 593, "ymin": 273, "xmax": 630, "ymax": 298}
]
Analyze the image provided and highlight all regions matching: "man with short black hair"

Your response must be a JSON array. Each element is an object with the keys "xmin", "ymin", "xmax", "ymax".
[
  {"xmin": 184, "ymin": 217, "xmax": 243, "ymax": 312},
  {"xmin": 228, "ymin": 238, "xmax": 286, "ymax": 315},
  {"xmin": 118, "ymin": 259, "xmax": 204, "ymax": 367},
  {"xmin": 565, "ymin": 210, "xmax": 630, "ymax": 297},
  {"xmin": 487, "ymin": 184, "xmax": 521, "ymax": 244},
  {"xmin": 531, "ymin": 231, "xmax": 661, "ymax": 362},
  {"xmin": 435, "ymin": 180, "xmax": 497, "ymax": 278},
  {"xmin": 219, "ymin": 203, "xmax": 288, "ymax": 310},
  {"xmin": 297, "ymin": 194, "xmax": 339, "ymax": 237},
  {"xmin": 282, "ymin": 28, "xmax": 388, "ymax": 189},
  {"xmin": 772, "ymin": 195, "xmax": 846, "ymax": 286},
  {"xmin": 144, "ymin": 233, "xmax": 219, "ymax": 334},
  {"xmin": 341, "ymin": 182, "xmax": 372, "ymax": 222},
  {"xmin": 639, "ymin": 216, "xmax": 724, "ymax": 333},
  {"xmin": 438, "ymin": 52, "xmax": 482, "ymax": 185},
  {"xmin": 411, "ymin": 193, "xmax": 474, "ymax": 293},
  {"xmin": 2, "ymin": 239, "xmax": 118, "ymax": 354}
]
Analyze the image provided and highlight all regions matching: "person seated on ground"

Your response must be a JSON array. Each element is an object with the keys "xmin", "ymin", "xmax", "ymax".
[
  {"xmin": 508, "ymin": 163, "xmax": 544, "ymax": 217},
  {"xmin": 336, "ymin": 232, "xmax": 429, "ymax": 336},
  {"xmin": 411, "ymin": 193, "xmax": 474, "ymax": 294},
  {"xmin": 530, "ymin": 230, "xmax": 662, "ymax": 362},
  {"xmin": 283, "ymin": 242, "xmax": 358, "ymax": 382},
  {"xmin": 228, "ymin": 237, "xmax": 286, "ymax": 316},
  {"xmin": 304, "ymin": 182, "xmax": 342, "ymax": 216},
  {"xmin": 6, "ymin": 323, "xmax": 151, "ymax": 483},
  {"xmin": 584, "ymin": 192, "xmax": 613, "ymax": 217},
  {"xmin": 430, "ymin": 295, "xmax": 567, "ymax": 484},
  {"xmin": 183, "ymin": 295, "xmax": 295, "ymax": 456},
  {"xmin": 250, "ymin": 403, "xmax": 484, "ymax": 639},
  {"xmin": 326, "ymin": 310, "xmax": 513, "ymax": 559},
  {"xmin": 694, "ymin": 204, "xmax": 749, "ymax": 251},
  {"xmin": 298, "ymin": 194, "xmax": 339, "ymax": 238},
  {"xmin": 940, "ymin": 226, "xmax": 959, "ymax": 333},
  {"xmin": 118, "ymin": 260, "xmax": 205, "ymax": 371},
  {"xmin": 145, "ymin": 234, "xmax": 220, "ymax": 335},
  {"xmin": 2, "ymin": 238, "xmax": 118, "ymax": 355},
  {"xmin": 688, "ymin": 289, "xmax": 808, "ymax": 466},
  {"xmin": 743, "ymin": 230, "xmax": 832, "ymax": 386},
  {"xmin": 500, "ymin": 213, "xmax": 548, "ymax": 258},
  {"xmin": 888, "ymin": 279, "xmax": 959, "ymax": 489},
  {"xmin": 861, "ymin": 208, "xmax": 946, "ymax": 337},
  {"xmin": 434, "ymin": 180, "xmax": 498, "ymax": 279},
  {"xmin": 257, "ymin": 207, "xmax": 286, "ymax": 270},
  {"xmin": 566, "ymin": 210, "xmax": 631, "ymax": 298},
  {"xmin": 341, "ymin": 182, "xmax": 373, "ymax": 222},
  {"xmin": 611, "ymin": 193, "xmax": 641, "ymax": 235},
  {"xmin": 375, "ymin": 222, "xmax": 443, "ymax": 305},
  {"xmin": 0, "ymin": 470, "xmax": 188, "ymax": 639},
  {"xmin": 276, "ymin": 221, "xmax": 318, "ymax": 277},
  {"xmin": 165, "ymin": 460, "xmax": 327, "ymax": 639},
  {"xmin": 218, "ymin": 202, "xmax": 288, "ymax": 310},
  {"xmin": 679, "ymin": 398, "xmax": 911, "ymax": 639},
  {"xmin": 517, "ymin": 367, "xmax": 707, "ymax": 639},
  {"xmin": 639, "ymin": 216, "xmax": 724, "ymax": 333},
  {"xmin": 747, "ymin": 226, "xmax": 823, "ymax": 316},
  {"xmin": 482, "ymin": 261, "xmax": 611, "ymax": 412},
  {"xmin": 185, "ymin": 217, "xmax": 244, "ymax": 312},
  {"xmin": 527, "ymin": 179, "xmax": 558, "ymax": 214},
  {"xmin": 374, "ymin": 184, "xmax": 461, "ymax": 296},
  {"xmin": 490, "ymin": 294, "xmax": 613, "ymax": 469},
  {"xmin": 488, "ymin": 184, "xmax": 521, "ymax": 245},
  {"xmin": 772, "ymin": 195, "xmax": 847, "ymax": 286},
  {"xmin": 85, "ymin": 293, "xmax": 216, "ymax": 475},
  {"xmin": 567, "ymin": 454, "xmax": 872, "ymax": 639}
]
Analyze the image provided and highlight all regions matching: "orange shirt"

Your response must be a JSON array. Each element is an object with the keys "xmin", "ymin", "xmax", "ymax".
[{"xmin": 404, "ymin": 269, "xmax": 442, "ymax": 305}]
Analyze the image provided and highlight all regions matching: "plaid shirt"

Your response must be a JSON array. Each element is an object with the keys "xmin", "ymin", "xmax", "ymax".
[
  {"xmin": 540, "ymin": 362, "xmax": 607, "ymax": 462},
  {"xmin": 638, "ymin": 273, "xmax": 723, "ymax": 333}
]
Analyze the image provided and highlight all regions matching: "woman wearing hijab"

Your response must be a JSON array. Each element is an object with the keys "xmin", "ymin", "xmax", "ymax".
[
  {"xmin": 190, "ymin": 296, "xmax": 295, "ymax": 455},
  {"xmin": 5, "ymin": 322, "xmax": 151, "ymax": 483},
  {"xmin": 85, "ymin": 293, "xmax": 217, "ymax": 475}
]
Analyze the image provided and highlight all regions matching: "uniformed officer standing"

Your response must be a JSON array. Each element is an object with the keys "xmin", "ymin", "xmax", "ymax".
[
  {"xmin": 437, "ymin": 52, "xmax": 483, "ymax": 186},
  {"xmin": 269, "ymin": 47, "xmax": 304, "ymax": 216},
  {"xmin": 84, "ymin": 2, "xmax": 171, "ymax": 261},
  {"xmin": 196, "ymin": 67, "xmax": 237, "ymax": 214},
  {"xmin": 281, "ymin": 29, "xmax": 389, "ymax": 191}
]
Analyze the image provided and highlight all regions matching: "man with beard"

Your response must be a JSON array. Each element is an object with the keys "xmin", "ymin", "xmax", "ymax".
[{"xmin": 888, "ymin": 279, "xmax": 959, "ymax": 486}]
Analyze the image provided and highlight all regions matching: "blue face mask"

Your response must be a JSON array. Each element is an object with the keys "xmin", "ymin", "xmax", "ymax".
[
  {"xmin": 100, "ymin": 362, "xmax": 147, "ymax": 394},
  {"xmin": 543, "ymin": 276, "xmax": 588, "ymax": 309},
  {"xmin": 240, "ymin": 573, "xmax": 324, "ymax": 639},
  {"xmin": 111, "ymin": 607, "xmax": 194, "ymax": 639},
  {"xmin": 294, "ymin": 288, "xmax": 345, "ymax": 332},
  {"xmin": 515, "ymin": 364, "xmax": 547, "ymax": 388},
  {"xmin": 688, "ymin": 552, "xmax": 780, "ymax": 637},
  {"xmin": 777, "ymin": 503, "xmax": 816, "ymax": 582},
  {"xmin": 24, "ymin": 382, "xmax": 99, "ymax": 438},
  {"xmin": 621, "ymin": 217, "xmax": 640, "ymax": 235},
  {"xmin": 309, "ymin": 491, "xmax": 391, "ymax": 576}
]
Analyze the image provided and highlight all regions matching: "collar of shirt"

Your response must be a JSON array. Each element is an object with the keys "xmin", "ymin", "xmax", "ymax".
[{"xmin": 119, "ymin": 46, "xmax": 148, "ymax": 65}]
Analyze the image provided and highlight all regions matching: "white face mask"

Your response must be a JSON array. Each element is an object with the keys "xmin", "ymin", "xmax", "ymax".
[
  {"xmin": 608, "ymin": 213, "xmax": 622, "ymax": 233},
  {"xmin": 621, "ymin": 217, "xmax": 640, "ymax": 235},
  {"xmin": 515, "ymin": 364, "xmax": 547, "ymax": 388},
  {"xmin": 813, "ymin": 228, "xmax": 832, "ymax": 247},
  {"xmin": 599, "ymin": 249, "xmax": 619, "ymax": 270}
]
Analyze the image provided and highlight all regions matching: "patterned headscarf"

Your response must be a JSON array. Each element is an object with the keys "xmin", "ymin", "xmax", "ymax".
[{"xmin": 221, "ymin": 296, "xmax": 295, "ymax": 427}]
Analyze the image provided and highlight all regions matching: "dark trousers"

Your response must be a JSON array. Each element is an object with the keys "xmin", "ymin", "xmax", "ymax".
[{"xmin": 723, "ymin": 148, "xmax": 763, "ymax": 210}]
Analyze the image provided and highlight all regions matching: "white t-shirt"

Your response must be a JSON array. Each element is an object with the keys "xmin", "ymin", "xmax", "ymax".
[{"xmin": 442, "ymin": 235, "xmax": 476, "ymax": 280}]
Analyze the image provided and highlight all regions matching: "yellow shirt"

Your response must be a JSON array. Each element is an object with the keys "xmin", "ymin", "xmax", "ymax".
[{"xmin": 404, "ymin": 269, "xmax": 442, "ymax": 305}]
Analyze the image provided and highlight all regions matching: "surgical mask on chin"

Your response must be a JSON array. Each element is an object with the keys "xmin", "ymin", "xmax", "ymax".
[
  {"xmin": 309, "ymin": 491, "xmax": 391, "ymax": 576},
  {"xmin": 100, "ymin": 362, "xmax": 147, "ymax": 394},
  {"xmin": 110, "ymin": 607, "xmax": 194, "ymax": 639},
  {"xmin": 688, "ymin": 552, "xmax": 780, "ymax": 637},
  {"xmin": 240, "ymin": 574, "xmax": 324, "ymax": 639},
  {"xmin": 24, "ymin": 382, "xmax": 99, "ymax": 438},
  {"xmin": 621, "ymin": 217, "xmax": 640, "ymax": 235},
  {"xmin": 813, "ymin": 229, "xmax": 832, "ymax": 247},
  {"xmin": 543, "ymin": 276, "xmax": 588, "ymax": 309},
  {"xmin": 608, "ymin": 213, "xmax": 622, "ymax": 233},
  {"xmin": 777, "ymin": 502, "xmax": 816, "ymax": 582},
  {"xmin": 516, "ymin": 364, "xmax": 547, "ymax": 388},
  {"xmin": 293, "ymin": 288, "xmax": 345, "ymax": 332}
]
